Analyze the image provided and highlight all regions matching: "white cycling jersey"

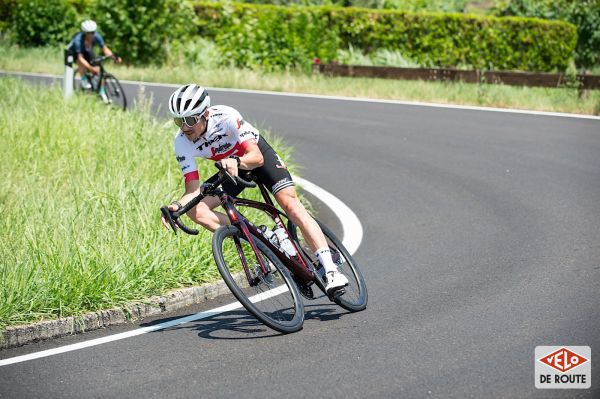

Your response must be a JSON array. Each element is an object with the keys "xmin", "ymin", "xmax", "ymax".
[{"xmin": 174, "ymin": 105, "xmax": 260, "ymax": 182}]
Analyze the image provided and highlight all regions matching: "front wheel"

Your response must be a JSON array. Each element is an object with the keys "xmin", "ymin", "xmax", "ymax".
[
  {"xmin": 102, "ymin": 73, "xmax": 127, "ymax": 111},
  {"xmin": 288, "ymin": 220, "xmax": 368, "ymax": 312},
  {"xmin": 212, "ymin": 225, "xmax": 304, "ymax": 333}
]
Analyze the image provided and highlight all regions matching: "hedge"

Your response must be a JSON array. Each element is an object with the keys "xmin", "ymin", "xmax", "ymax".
[
  {"xmin": 494, "ymin": 0, "xmax": 600, "ymax": 69},
  {"xmin": 194, "ymin": 1, "xmax": 577, "ymax": 72}
]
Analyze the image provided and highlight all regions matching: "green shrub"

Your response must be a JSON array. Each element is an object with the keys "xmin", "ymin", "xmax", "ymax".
[
  {"xmin": 89, "ymin": 0, "xmax": 193, "ymax": 65},
  {"xmin": 10, "ymin": 0, "xmax": 77, "ymax": 46},
  {"xmin": 194, "ymin": 1, "xmax": 577, "ymax": 72},
  {"xmin": 206, "ymin": 3, "xmax": 339, "ymax": 71},
  {"xmin": 493, "ymin": 0, "xmax": 600, "ymax": 69}
]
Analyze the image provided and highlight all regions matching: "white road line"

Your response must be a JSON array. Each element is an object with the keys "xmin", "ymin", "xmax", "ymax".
[
  {"xmin": 0, "ymin": 302, "xmax": 243, "ymax": 367},
  {"xmin": 2, "ymin": 70, "xmax": 599, "ymax": 120},
  {"xmin": 0, "ymin": 178, "xmax": 362, "ymax": 367}
]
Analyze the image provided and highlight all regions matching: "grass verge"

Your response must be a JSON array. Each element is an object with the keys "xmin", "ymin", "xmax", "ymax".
[
  {"xmin": 0, "ymin": 77, "xmax": 298, "ymax": 330},
  {"xmin": 1, "ymin": 43, "xmax": 599, "ymax": 116}
]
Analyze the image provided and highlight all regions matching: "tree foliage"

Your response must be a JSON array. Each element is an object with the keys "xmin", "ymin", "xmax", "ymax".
[{"xmin": 10, "ymin": 0, "xmax": 77, "ymax": 46}]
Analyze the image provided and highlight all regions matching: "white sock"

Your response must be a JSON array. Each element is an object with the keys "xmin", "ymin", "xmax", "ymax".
[{"xmin": 315, "ymin": 247, "xmax": 337, "ymax": 274}]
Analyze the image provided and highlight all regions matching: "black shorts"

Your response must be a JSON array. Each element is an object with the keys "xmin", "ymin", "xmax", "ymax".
[
  {"xmin": 205, "ymin": 138, "xmax": 295, "ymax": 197},
  {"xmin": 76, "ymin": 49, "xmax": 96, "ymax": 65}
]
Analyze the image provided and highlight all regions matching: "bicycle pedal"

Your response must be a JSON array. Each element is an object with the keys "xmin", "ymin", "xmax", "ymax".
[
  {"xmin": 328, "ymin": 288, "xmax": 345, "ymax": 301},
  {"xmin": 299, "ymin": 284, "xmax": 314, "ymax": 300}
]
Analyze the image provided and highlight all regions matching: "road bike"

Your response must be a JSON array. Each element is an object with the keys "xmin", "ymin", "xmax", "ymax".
[
  {"xmin": 80, "ymin": 55, "xmax": 127, "ymax": 111},
  {"xmin": 161, "ymin": 164, "xmax": 368, "ymax": 333}
]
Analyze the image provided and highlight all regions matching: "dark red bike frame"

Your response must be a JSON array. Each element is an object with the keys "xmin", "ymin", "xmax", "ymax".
[
  {"xmin": 160, "ymin": 166, "xmax": 327, "ymax": 292},
  {"xmin": 219, "ymin": 181, "xmax": 316, "ymax": 286}
]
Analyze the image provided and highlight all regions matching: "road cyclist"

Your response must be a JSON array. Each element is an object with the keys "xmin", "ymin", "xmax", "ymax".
[
  {"xmin": 160, "ymin": 85, "xmax": 368, "ymax": 332},
  {"xmin": 67, "ymin": 20, "xmax": 122, "ymax": 103}
]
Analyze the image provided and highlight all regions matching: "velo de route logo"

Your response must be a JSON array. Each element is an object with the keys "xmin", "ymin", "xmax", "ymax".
[{"xmin": 535, "ymin": 346, "xmax": 591, "ymax": 389}]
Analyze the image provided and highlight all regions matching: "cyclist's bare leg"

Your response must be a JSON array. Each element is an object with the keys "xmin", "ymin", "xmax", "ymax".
[
  {"xmin": 186, "ymin": 195, "xmax": 229, "ymax": 232},
  {"xmin": 274, "ymin": 186, "xmax": 347, "ymax": 288},
  {"xmin": 75, "ymin": 58, "xmax": 86, "ymax": 78},
  {"xmin": 274, "ymin": 186, "xmax": 327, "ymax": 253}
]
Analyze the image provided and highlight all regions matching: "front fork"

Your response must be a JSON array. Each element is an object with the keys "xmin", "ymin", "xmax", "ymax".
[
  {"xmin": 222, "ymin": 199, "xmax": 271, "ymax": 287},
  {"xmin": 232, "ymin": 222, "xmax": 273, "ymax": 287}
]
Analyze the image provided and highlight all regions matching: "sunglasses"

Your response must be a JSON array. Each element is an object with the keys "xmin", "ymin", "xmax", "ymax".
[{"xmin": 174, "ymin": 115, "xmax": 203, "ymax": 128}]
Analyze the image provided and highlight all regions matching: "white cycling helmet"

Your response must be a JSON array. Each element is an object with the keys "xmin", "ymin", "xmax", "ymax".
[
  {"xmin": 81, "ymin": 20, "xmax": 97, "ymax": 33},
  {"xmin": 168, "ymin": 84, "xmax": 211, "ymax": 118}
]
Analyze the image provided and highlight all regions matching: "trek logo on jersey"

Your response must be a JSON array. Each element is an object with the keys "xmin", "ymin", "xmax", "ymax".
[
  {"xmin": 197, "ymin": 134, "xmax": 226, "ymax": 151},
  {"xmin": 535, "ymin": 346, "xmax": 591, "ymax": 389}
]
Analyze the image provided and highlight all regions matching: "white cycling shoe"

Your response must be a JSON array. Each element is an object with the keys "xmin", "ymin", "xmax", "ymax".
[
  {"xmin": 80, "ymin": 77, "xmax": 92, "ymax": 90},
  {"xmin": 325, "ymin": 270, "xmax": 348, "ymax": 295}
]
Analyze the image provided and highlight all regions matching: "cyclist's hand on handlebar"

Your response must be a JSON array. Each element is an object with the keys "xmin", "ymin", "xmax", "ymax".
[
  {"xmin": 218, "ymin": 157, "xmax": 239, "ymax": 177},
  {"xmin": 160, "ymin": 202, "xmax": 180, "ymax": 230}
]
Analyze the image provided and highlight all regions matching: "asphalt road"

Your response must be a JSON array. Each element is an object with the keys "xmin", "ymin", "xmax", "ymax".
[{"xmin": 1, "ymin": 73, "xmax": 599, "ymax": 398}]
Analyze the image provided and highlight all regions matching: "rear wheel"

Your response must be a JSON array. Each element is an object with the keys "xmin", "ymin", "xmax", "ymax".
[
  {"xmin": 212, "ymin": 225, "xmax": 304, "ymax": 333},
  {"xmin": 102, "ymin": 73, "xmax": 127, "ymax": 111},
  {"xmin": 288, "ymin": 219, "xmax": 368, "ymax": 312}
]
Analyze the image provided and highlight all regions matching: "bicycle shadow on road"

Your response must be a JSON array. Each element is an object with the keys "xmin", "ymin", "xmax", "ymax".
[
  {"xmin": 141, "ymin": 310, "xmax": 283, "ymax": 340},
  {"xmin": 140, "ymin": 303, "xmax": 345, "ymax": 340}
]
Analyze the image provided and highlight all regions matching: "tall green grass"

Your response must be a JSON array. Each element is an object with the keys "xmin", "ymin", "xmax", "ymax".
[{"xmin": 0, "ymin": 78, "xmax": 296, "ymax": 329}]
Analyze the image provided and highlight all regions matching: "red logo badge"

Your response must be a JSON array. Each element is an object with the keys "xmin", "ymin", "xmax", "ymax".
[{"xmin": 538, "ymin": 347, "xmax": 589, "ymax": 373}]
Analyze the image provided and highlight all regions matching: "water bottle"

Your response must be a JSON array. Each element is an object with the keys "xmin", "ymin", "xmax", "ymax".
[
  {"xmin": 258, "ymin": 225, "xmax": 279, "ymax": 247},
  {"xmin": 273, "ymin": 225, "xmax": 297, "ymax": 257}
]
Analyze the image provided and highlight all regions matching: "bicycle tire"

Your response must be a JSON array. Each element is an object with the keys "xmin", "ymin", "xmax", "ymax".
[
  {"xmin": 288, "ymin": 220, "xmax": 368, "ymax": 312},
  {"xmin": 212, "ymin": 225, "xmax": 304, "ymax": 333},
  {"xmin": 102, "ymin": 73, "xmax": 127, "ymax": 111}
]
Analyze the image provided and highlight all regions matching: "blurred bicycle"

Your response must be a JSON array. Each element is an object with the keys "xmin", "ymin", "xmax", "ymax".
[{"xmin": 80, "ymin": 55, "xmax": 127, "ymax": 111}]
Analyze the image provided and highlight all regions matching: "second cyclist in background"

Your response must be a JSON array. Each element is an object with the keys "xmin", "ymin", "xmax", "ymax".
[{"xmin": 67, "ymin": 20, "xmax": 122, "ymax": 95}]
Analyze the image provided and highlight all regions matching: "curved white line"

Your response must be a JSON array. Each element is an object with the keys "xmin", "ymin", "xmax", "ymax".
[{"xmin": 0, "ymin": 178, "xmax": 362, "ymax": 367}]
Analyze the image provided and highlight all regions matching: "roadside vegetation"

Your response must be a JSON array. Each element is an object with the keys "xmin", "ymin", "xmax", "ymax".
[
  {"xmin": 1, "ymin": 41, "xmax": 599, "ymax": 115},
  {"xmin": 0, "ymin": 78, "xmax": 297, "ymax": 329}
]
